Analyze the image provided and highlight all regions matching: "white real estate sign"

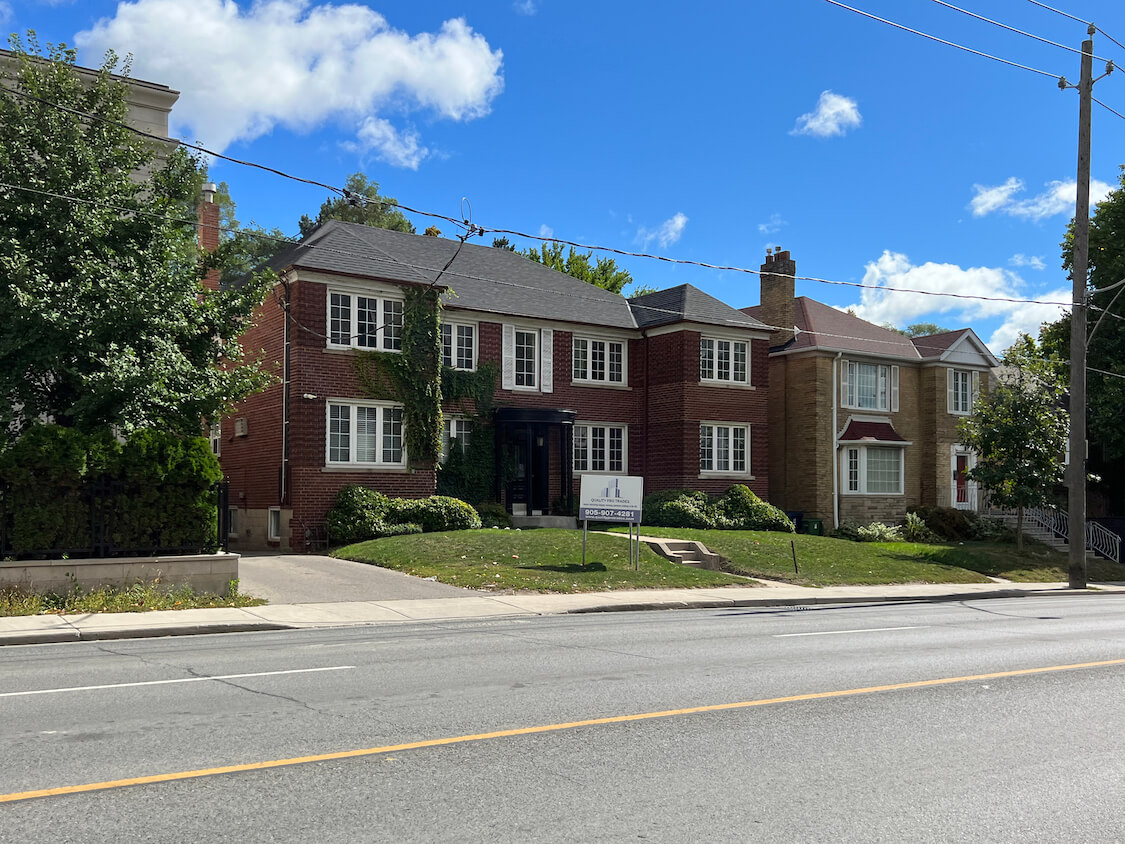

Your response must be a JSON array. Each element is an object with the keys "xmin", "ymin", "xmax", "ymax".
[{"xmin": 578, "ymin": 475, "xmax": 644, "ymax": 523}]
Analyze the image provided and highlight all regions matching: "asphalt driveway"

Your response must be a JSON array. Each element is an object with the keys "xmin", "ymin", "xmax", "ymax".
[{"xmin": 237, "ymin": 554, "xmax": 474, "ymax": 604}]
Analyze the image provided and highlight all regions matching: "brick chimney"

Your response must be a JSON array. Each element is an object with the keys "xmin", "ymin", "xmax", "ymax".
[
  {"xmin": 759, "ymin": 248, "xmax": 796, "ymax": 346},
  {"xmin": 198, "ymin": 182, "xmax": 220, "ymax": 291}
]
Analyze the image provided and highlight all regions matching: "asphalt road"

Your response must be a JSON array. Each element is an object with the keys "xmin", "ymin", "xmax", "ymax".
[{"xmin": 4, "ymin": 596, "xmax": 1125, "ymax": 842}]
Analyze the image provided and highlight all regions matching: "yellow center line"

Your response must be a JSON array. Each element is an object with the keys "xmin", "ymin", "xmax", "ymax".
[{"xmin": 5, "ymin": 656, "xmax": 1124, "ymax": 804}]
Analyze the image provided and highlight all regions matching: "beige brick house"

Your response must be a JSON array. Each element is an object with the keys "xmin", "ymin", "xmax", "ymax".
[{"xmin": 743, "ymin": 250, "xmax": 999, "ymax": 530}]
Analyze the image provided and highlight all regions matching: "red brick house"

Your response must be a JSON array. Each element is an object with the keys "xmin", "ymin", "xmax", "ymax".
[{"xmin": 217, "ymin": 221, "xmax": 770, "ymax": 551}]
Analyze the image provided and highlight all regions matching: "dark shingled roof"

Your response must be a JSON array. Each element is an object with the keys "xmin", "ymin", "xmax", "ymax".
[
  {"xmin": 743, "ymin": 297, "xmax": 921, "ymax": 359},
  {"xmin": 839, "ymin": 420, "xmax": 908, "ymax": 443},
  {"xmin": 268, "ymin": 221, "xmax": 638, "ymax": 330},
  {"xmin": 629, "ymin": 284, "xmax": 768, "ymax": 331}
]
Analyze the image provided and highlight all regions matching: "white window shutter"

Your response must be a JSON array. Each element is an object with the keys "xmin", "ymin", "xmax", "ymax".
[
  {"xmin": 891, "ymin": 366, "xmax": 900, "ymax": 413},
  {"xmin": 540, "ymin": 328, "xmax": 554, "ymax": 393},
  {"xmin": 840, "ymin": 360, "xmax": 849, "ymax": 406},
  {"xmin": 502, "ymin": 324, "xmax": 515, "ymax": 390},
  {"xmin": 971, "ymin": 371, "xmax": 980, "ymax": 408},
  {"xmin": 947, "ymin": 368, "xmax": 954, "ymax": 413}
]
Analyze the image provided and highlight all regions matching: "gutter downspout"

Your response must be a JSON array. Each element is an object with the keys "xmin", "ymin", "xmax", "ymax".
[
  {"xmin": 832, "ymin": 351, "xmax": 841, "ymax": 531},
  {"xmin": 280, "ymin": 277, "xmax": 291, "ymax": 508}
]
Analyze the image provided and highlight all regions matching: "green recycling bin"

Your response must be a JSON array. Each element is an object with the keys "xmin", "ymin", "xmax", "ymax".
[{"xmin": 804, "ymin": 518, "xmax": 824, "ymax": 536}]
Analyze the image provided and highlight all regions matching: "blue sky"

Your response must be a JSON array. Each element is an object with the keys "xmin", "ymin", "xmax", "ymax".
[{"xmin": 6, "ymin": 0, "xmax": 1125, "ymax": 351}]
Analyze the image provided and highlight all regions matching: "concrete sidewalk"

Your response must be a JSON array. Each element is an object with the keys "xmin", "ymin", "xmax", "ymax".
[{"xmin": 3, "ymin": 578, "xmax": 1124, "ymax": 646}]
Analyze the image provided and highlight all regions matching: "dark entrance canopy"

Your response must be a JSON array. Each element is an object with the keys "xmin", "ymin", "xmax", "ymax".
[{"xmin": 494, "ymin": 408, "xmax": 576, "ymax": 516}]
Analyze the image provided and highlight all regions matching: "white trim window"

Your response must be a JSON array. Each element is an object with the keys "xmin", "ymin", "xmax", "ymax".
[
  {"xmin": 573, "ymin": 337, "xmax": 626, "ymax": 385},
  {"xmin": 441, "ymin": 417, "xmax": 473, "ymax": 463},
  {"xmin": 842, "ymin": 361, "xmax": 899, "ymax": 412},
  {"xmin": 948, "ymin": 368, "xmax": 980, "ymax": 415},
  {"xmin": 699, "ymin": 423, "xmax": 749, "ymax": 474},
  {"xmin": 842, "ymin": 446, "xmax": 904, "ymax": 495},
  {"xmin": 573, "ymin": 423, "xmax": 626, "ymax": 473},
  {"xmin": 441, "ymin": 322, "xmax": 476, "ymax": 371},
  {"xmin": 327, "ymin": 291, "xmax": 404, "ymax": 351},
  {"xmin": 209, "ymin": 422, "xmax": 221, "ymax": 456},
  {"xmin": 267, "ymin": 507, "xmax": 282, "ymax": 541},
  {"xmin": 326, "ymin": 401, "xmax": 405, "ymax": 467},
  {"xmin": 502, "ymin": 325, "xmax": 553, "ymax": 393},
  {"xmin": 228, "ymin": 506, "xmax": 240, "ymax": 539},
  {"xmin": 700, "ymin": 338, "xmax": 749, "ymax": 385}
]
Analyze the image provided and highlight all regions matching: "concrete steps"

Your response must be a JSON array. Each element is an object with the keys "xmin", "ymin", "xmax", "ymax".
[
  {"xmin": 644, "ymin": 538, "xmax": 723, "ymax": 570},
  {"xmin": 995, "ymin": 514, "xmax": 1100, "ymax": 561}
]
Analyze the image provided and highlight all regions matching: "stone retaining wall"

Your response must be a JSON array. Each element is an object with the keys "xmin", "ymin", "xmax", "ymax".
[{"xmin": 0, "ymin": 553, "xmax": 240, "ymax": 595}]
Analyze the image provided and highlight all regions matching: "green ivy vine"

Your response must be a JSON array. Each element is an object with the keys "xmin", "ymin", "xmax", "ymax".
[{"xmin": 355, "ymin": 287, "xmax": 442, "ymax": 467}]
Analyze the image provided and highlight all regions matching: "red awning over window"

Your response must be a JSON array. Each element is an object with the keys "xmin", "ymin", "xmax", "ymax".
[{"xmin": 838, "ymin": 421, "xmax": 908, "ymax": 443}]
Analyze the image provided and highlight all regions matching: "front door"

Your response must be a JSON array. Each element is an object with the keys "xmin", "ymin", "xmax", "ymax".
[
  {"xmin": 500, "ymin": 425, "xmax": 551, "ymax": 516},
  {"xmin": 954, "ymin": 453, "xmax": 970, "ymax": 509}
]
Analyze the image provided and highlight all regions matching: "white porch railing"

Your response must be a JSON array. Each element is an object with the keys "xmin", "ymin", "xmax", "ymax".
[{"xmin": 1023, "ymin": 507, "xmax": 1121, "ymax": 564}]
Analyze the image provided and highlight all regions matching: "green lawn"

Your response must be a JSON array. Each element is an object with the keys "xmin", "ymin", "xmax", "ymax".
[
  {"xmin": 333, "ymin": 529, "xmax": 751, "ymax": 592},
  {"xmin": 612, "ymin": 527, "xmax": 1124, "ymax": 586}
]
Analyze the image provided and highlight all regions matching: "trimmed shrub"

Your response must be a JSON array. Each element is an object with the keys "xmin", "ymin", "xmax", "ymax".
[
  {"xmin": 388, "ymin": 495, "xmax": 482, "ymax": 533},
  {"xmin": 326, "ymin": 485, "xmax": 392, "ymax": 545},
  {"xmin": 327, "ymin": 488, "xmax": 481, "ymax": 544},
  {"xmin": 642, "ymin": 487, "xmax": 794, "ymax": 533},
  {"xmin": 717, "ymin": 485, "xmax": 795, "ymax": 532},
  {"xmin": 0, "ymin": 424, "xmax": 220, "ymax": 557},
  {"xmin": 642, "ymin": 489, "xmax": 715, "ymax": 529},
  {"xmin": 475, "ymin": 502, "xmax": 512, "ymax": 529}
]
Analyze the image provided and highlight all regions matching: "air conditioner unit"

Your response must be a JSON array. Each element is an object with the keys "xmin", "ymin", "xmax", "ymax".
[{"xmin": 234, "ymin": 417, "xmax": 249, "ymax": 438}]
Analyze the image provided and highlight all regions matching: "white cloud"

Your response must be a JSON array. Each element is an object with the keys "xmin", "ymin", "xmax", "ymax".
[
  {"xmin": 637, "ymin": 212, "xmax": 688, "ymax": 249},
  {"xmin": 1009, "ymin": 253, "xmax": 1046, "ymax": 271},
  {"xmin": 75, "ymin": 0, "xmax": 504, "ymax": 158},
  {"xmin": 344, "ymin": 116, "xmax": 427, "ymax": 169},
  {"xmin": 758, "ymin": 213, "xmax": 786, "ymax": 235},
  {"xmin": 790, "ymin": 90, "xmax": 861, "ymax": 138},
  {"xmin": 538, "ymin": 223, "xmax": 553, "ymax": 238},
  {"xmin": 513, "ymin": 0, "xmax": 537, "ymax": 15},
  {"xmin": 970, "ymin": 177, "xmax": 1113, "ymax": 221},
  {"xmin": 847, "ymin": 250, "xmax": 1071, "ymax": 354},
  {"xmin": 986, "ymin": 287, "xmax": 1071, "ymax": 354}
]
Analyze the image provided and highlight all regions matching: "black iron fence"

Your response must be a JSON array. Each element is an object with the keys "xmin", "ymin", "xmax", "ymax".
[{"xmin": 0, "ymin": 478, "xmax": 229, "ymax": 561}]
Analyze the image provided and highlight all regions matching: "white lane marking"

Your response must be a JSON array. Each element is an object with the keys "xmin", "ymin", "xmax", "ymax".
[
  {"xmin": 774, "ymin": 626, "xmax": 927, "ymax": 638},
  {"xmin": 0, "ymin": 666, "xmax": 355, "ymax": 698}
]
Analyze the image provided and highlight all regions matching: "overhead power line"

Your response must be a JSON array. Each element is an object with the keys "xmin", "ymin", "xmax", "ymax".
[
  {"xmin": 823, "ymin": 0, "xmax": 1064, "ymax": 79},
  {"xmin": 928, "ymin": 0, "xmax": 1112, "ymax": 62},
  {"xmin": 1024, "ymin": 0, "xmax": 1125, "ymax": 54},
  {"xmin": 0, "ymin": 180, "xmax": 1084, "ymax": 317}
]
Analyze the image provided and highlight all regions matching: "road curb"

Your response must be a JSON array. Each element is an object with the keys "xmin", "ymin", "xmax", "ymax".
[{"xmin": 0, "ymin": 621, "xmax": 293, "ymax": 646}]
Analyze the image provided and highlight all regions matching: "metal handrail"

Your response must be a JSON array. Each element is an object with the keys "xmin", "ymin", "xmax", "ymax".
[{"xmin": 1022, "ymin": 506, "xmax": 1121, "ymax": 564}]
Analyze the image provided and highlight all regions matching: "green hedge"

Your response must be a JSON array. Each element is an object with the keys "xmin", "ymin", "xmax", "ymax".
[
  {"xmin": 642, "ymin": 486, "xmax": 795, "ymax": 532},
  {"xmin": 0, "ymin": 424, "xmax": 221, "ymax": 557},
  {"xmin": 326, "ymin": 485, "xmax": 482, "ymax": 544}
]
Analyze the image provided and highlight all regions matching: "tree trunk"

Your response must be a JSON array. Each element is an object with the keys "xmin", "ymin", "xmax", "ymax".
[{"xmin": 1015, "ymin": 505, "xmax": 1024, "ymax": 554}]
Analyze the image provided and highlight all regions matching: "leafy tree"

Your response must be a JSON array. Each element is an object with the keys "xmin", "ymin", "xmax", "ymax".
[
  {"xmin": 524, "ymin": 241, "xmax": 633, "ymax": 294},
  {"xmin": 491, "ymin": 236, "xmax": 516, "ymax": 251},
  {"xmin": 298, "ymin": 172, "xmax": 415, "ymax": 238},
  {"xmin": 626, "ymin": 283, "xmax": 659, "ymax": 298},
  {"xmin": 206, "ymin": 180, "xmax": 290, "ymax": 287},
  {"xmin": 423, "ymin": 225, "xmax": 442, "ymax": 237},
  {"xmin": 881, "ymin": 322, "xmax": 952, "ymax": 337},
  {"xmin": 0, "ymin": 35, "xmax": 272, "ymax": 442},
  {"xmin": 957, "ymin": 335, "xmax": 1068, "ymax": 552},
  {"xmin": 1041, "ymin": 166, "xmax": 1125, "ymax": 460}
]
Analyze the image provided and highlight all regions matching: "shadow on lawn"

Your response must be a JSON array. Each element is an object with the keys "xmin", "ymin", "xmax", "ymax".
[{"xmin": 518, "ymin": 563, "xmax": 607, "ymax": 573}]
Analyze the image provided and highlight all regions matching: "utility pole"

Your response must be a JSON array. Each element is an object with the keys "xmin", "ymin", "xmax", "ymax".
[
  {"xmin": 1066, "ymin": 28, "xmax": 1093, "ymax": 590},
  {"xmin": 1062, "ymin": 26, "xmax": 1113, "ymax": 589}
]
